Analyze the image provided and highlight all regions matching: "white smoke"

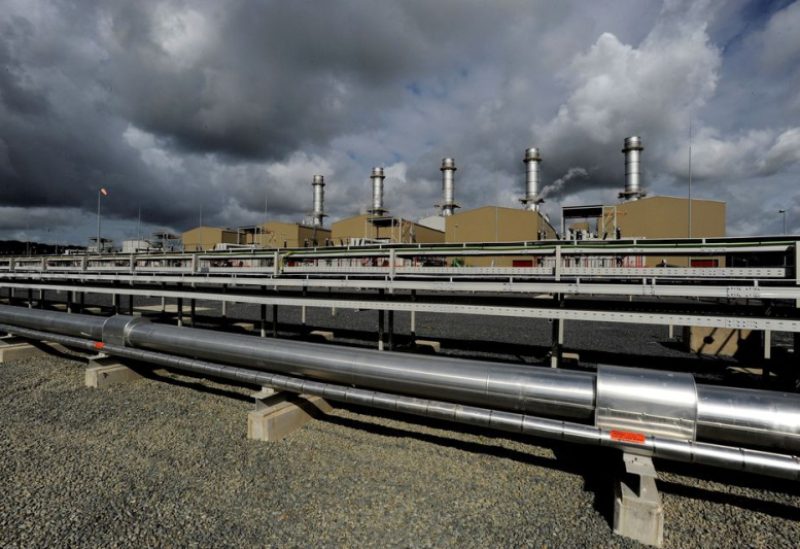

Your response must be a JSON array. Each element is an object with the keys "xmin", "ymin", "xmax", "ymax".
[{"xmin": 539, "ymin": 167, "xmax": 589, "ymax": 199}]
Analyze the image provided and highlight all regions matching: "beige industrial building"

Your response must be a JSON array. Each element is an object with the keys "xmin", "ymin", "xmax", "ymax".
[
  {"xmin": 183, "ymin": 222, "xmax": 331, "ymax": 251},
  {"xmin": 446, "ymin": 206, "xmax": 557, "ymax": 242},
  {"xmin": 331, "ymin": 214, "xmax": 444, "ymax": 245},
  {"xmin": 561, "ymin": 137, "xmax": 727, "ymax": 266},
  {"xmin": 244, "ymin": 222, "xmax": 331, "ymax": 248},
  {"xmin": 444, "ymin": 206, "xmax": 558, "ymax": 266},
  {"xmin": 563, "ymin": 196, "xmax": 725, "ymax": 240},
  {"xmin": 563, "ymin": 196, "xmax": 726, "ymax": 267},
  {"xmin": 182, "ymin": 226, "xmax": 242, "ymax": 252}
]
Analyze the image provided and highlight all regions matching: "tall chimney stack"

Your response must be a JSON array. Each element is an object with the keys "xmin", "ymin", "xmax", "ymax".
[
  {"xmin": 369, "ymin": 167, "xmax": 386, "ymax": 215},
  {"xmin": 620, "ymin": 136, "xmax": 645, "ymax": 200},
  {"xmin": 311, "ymin": 175, "xmax": 326, "ymax": 226},
  {"xmin": 440, "ymin": 157, "xmax": 458, "ymax": 216},
  {"xmin": 521, "ymin": 147, "xmax": 542, "ymax": 211}
]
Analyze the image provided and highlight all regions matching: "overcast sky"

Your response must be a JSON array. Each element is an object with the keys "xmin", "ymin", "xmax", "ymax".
[{"xmin": 1, "ymin": 0, "xmax": 799, "ymax": 245}]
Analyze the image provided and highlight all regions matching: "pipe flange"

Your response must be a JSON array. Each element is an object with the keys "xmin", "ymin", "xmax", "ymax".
[{"xmin": 102, "ymin": 315, "xmax": 149, "ymax": 347}]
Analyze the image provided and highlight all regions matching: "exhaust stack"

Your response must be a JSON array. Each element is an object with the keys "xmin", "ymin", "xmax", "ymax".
[
  {"xmin": 311, "ymin": 175, "xmax": 326, "ymax": 226},
  {"xmin": 440, "ymin": 157, "xmax": 459, "ymax": 216},
  {"xmin": 369, "ymin": 167, "xmax": 387, "ymax": 215},
  {"xmin": 520, "ymin": 147, "xmax": 542, "ymax": 211},
  {"xmin": 620, "ymin": 136, "xmax": 645, "ymax": 200}
]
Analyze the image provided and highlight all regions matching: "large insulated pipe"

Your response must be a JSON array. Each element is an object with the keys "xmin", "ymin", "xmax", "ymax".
[
  {"xmin": 522, "ymin": 147, "xmax": 541, "ymax": 211},
  {"xmin": 440, "ymin": 157, "xmax": 457, "ymax": 216},
  {"xmin": 621, "ymin": 136, "xmax": 644, "ymax": 200},
  {"xmin": 4, "ymin": 320, "xmax": 800, "ymax": 481},
  {"xmin": 122, "ymin": 320, "xmax": 800, "ymax": 452},
  {"xmin": 311, "ymin": 175, "xmax": 326, "ymax": 227},
  {"xmin": 3, "ymin": 305, "xmax": 800, "ymax": 453},
  {"xmin": 370, "ymin": 167, "xmax": 385, "ymax": 214},
  {"xmin": 2, "ymin": 321, "xmax": 799, "ymax": 480},
  {"xmin": 127, "ymin": 315, "xmax": 596, "ymax": 420},
  {"xmin": 0, "ymin": 305, "xmax": 106, "ymax": 339}
]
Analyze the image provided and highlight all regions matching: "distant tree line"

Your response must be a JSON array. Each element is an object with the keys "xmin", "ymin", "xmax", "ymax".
[{"xmin": 0, "ymin": 240, "xmax": 86, "ymax": 256}]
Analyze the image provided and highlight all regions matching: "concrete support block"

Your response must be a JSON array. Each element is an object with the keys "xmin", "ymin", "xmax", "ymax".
[
  {"xmin": 247, "ymin": 392, "xmax": 332, "ymax": 442},
  {"xmin": 0, "ymin": 338, "xmax": 43, "ymax": 363},
  {"xmin": 233, "ymin": 322, "xmax": 256, "ymax": 332},
  {"xmin": 85, "ymin": 357, "xmax": 142, "ymax": 388},
  {"xmin": 683, "ymin": 325, "xmax": 753, "ymax": 357},
  {"xmin": 613, "ymin": 453, "xmax": 664, "ymax": 547},
  {"xmin": 309, "ymin": 330, "xmax": 334, "ymax": 342},
  {"xmin": 414, "ymin": 339, "xmax": 441, "ymax": 353},
  {"xmin": 561, "ymin": 351, "xmax": 580, "ymax": 365}
]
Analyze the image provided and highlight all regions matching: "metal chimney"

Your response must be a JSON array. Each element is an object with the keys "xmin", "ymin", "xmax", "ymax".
[
  {"xmin": 369, "ymin": 167, "xmax": 386, "ymax": 215},
  {"xmin": 311, "ymin": 175, "xmax": 326, "ymax": 227},
  {"xmin": 520, "ymin": 147, "xmax": 542, "ymax": 211},
  {"xmin": 440, "ymin": 157, "xmax": 458, "ymax": 216},
  {"xmin": 620, "ymin": 136, "xmax": 645, "ymax": 200}
]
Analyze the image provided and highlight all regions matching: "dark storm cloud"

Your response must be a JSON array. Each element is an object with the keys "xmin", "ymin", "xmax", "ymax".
[{"xmin": 0, "ymin": 0, "xmax": 798, "ymax": 244}]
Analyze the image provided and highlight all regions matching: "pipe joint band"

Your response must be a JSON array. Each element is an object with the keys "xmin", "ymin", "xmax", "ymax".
[
  {"xmin": 595, "ymin": 364, "xmax": 698, "ymax": 441},
  {"xmin": 102, "ymin": 315, "xmax": 149, "ymax": 347}
]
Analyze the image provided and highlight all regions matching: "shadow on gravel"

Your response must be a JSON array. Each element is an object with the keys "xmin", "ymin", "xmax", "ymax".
[
  {"xmin": 325, "ymin": 402, "xmax": 623, "ymax": 524},
  {"xmin": 658, "ymin": 479, "xmax": 800, "ymax": 521},
  {"xmin": 655, "ymin": 458, "xmax": 800, "ymax": 495},
  {"xmin": 322, "ymin": 403, "xmax": 800, "ymax": 525},
  {"xmin": 21, "ymin": 338, "xmax": 93, "ymax": 361},
  {"xmin": 128, "ymin": 364, "xmax": 260, "ymax": 403}
]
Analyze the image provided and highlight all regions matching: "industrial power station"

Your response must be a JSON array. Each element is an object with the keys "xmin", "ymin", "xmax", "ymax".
[
  {"xmin": 177, "ymin": 136, "xmax": 725, "ymax": 256},
  {"xmin": 7, "ymin": 134, "xmax": 786, "ymax": 549}
]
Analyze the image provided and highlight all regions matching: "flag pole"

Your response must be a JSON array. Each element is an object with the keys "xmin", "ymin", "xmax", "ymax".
[{"xmin": 97, "ymin": 190, "xmax": 101, "ymax": 254}]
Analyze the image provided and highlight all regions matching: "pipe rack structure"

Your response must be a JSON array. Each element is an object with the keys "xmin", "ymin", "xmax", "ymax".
[
  {"xmin": 1, "ymin": 236, "xmax": 799, "ymax": 370},
  {"xmin": 1, "ymin": 304, "xmax": 800, "ymax": 480}
]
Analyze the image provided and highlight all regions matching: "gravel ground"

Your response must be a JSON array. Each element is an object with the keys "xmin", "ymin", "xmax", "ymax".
[{"xmin": 2, "ymin": 353, "xmax": 800, "ymax": 547}]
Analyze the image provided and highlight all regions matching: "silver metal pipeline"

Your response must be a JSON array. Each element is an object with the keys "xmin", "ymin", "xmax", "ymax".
[
  {"xmin": 440, "ymin": 157, "xmax": 457, "ymax": 216},
  {"xmin": 370, "ymin": 167, "xmax": 385, "ymax": 214},
  {"xmin": 621, "ymin": 136, "xmax": 644, "ymax": 200},
  {"xmin": 124, "ymin": 314, "xmax": 596, "ymax": 420},
  {"xmin": 0, "ymin": 305, "xmax": 105, "ymax": 340},
  {"xmin": 311, "ymin": 175, "xmax": 326, "ymax": 227},
  {"xmin": 1, "ymin": 320, "xmax": 799, "ymax": 481},
  {"xmin": 1, "ymin": 305, "xmax": 800, "ymax": 454},
  {"xmin": 521, "ymin": 148, "xmax": 541, "ymax": 211}
]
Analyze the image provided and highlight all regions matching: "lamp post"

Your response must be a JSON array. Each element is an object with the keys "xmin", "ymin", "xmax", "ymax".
[
  {"xmin": 97, "ymin": 188, "xmax": 108, "ymax": 253},
  {"xmin": 688, "ymin": 118, "xmax": 693, "ymax": 238},
  {"xmin": 779, "ymin": 209, "xmax": 787, "ymax": 235}
]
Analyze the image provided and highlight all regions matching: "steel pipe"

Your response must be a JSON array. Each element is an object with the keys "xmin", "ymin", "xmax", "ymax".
[
  {"xmin": 440, "ymin": 157, "xmax": 457, "ymax": 216},
  {"xmin": 522, "ymin": 147, "xmax": 541, "ymax": 211},
  {"xmin": 0, "ymin": 305, "xmax": 105, "ymax": 340},
  {"xmin": 370, "ymin": 167, "xmax": 385, "ymax": 214},
  {"xmin": 621, "ymin": 136, "xmax": 644, "ymax": 200},
  {"xmin": 1, "ymin": 320, "xmax": 799, "ymax": 481},
  {"xmin": 311, "ymin": 175, "xmax": 326, "ymax": 227},
  {"xmin": 123, "ymin": 314, "xmax": 596, "ymax": 420},
  {"xmin": 1, "ymin": 305, "xmax": 800, "ymax": 453}
]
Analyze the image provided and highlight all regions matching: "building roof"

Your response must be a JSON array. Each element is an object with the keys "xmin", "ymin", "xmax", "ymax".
[
  {"xmin": 332, "ymin": 213, "xmax": 444, "ymax": 232},
  {"xmin": 629, "ymin": 195, "xmax": 725, "ymax": 204},
  {"xmin": 453, "ymin": 205, "xmax": 540, "ymax": 216}
]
